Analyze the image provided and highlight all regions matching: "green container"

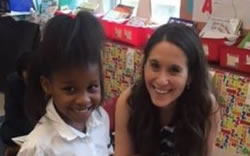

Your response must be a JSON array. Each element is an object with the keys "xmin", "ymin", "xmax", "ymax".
[{"xmin": 59, "ymin": 0, "xmax": 76, "ymax": 10}]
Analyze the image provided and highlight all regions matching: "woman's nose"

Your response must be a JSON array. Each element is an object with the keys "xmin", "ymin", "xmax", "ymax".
[{"xmin": 156, "ymin": 72, "xmax": 169, "ymax": 86}]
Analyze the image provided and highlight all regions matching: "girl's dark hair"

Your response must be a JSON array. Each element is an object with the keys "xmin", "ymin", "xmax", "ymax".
[
  {"xmin": 25, "ymin": 11, "xmax": 105, "ymax": 125},
  {"xmin": 16, "ymin": 51, "xmax": 32, "ymax": 78},
  {"xmin": 128, "ymin": 23, "xmax": 214, "ymax": 156}
]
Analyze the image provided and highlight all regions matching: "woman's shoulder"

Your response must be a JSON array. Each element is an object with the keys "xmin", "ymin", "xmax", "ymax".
[
  {"xmin": 209, "ymin": 93, "xmax": 220, "ymax": 114},
  {"xmin": 208, "ymin": 93, "xmax": 221, "ymax": 129},
  {"xmin": 116, "ymin": 87, "xmax": 132, "ymax": 111},
  {"xmin": 115, "ymin": 87, "xmax": 133, "ymax": 124},
  {"xmin": 118, "ymin": 87, "xmax": 132, "ymax": 103}
]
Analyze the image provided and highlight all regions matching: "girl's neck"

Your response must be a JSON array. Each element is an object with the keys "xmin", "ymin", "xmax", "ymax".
[
  {"xmin": 159, "ymin": 103, "xmax": 176, "ymax": 126},
  {"xmin": 71, "ymin": 122, "xmax": 87, "ymax": 133},
  {"xmin": 54, "ymin": 103, "xmax": 87, "ymax": 133}
]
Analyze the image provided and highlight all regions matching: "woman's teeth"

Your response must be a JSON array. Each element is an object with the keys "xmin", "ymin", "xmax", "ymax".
[{"xmin": 154, "ymin": 88, "xmax": 168, "ymax": 94}]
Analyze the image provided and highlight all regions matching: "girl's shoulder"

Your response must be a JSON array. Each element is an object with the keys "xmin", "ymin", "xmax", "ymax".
[
  {"xmin": 93, "ymin": 106, "xmax": 109, "ymax": 122},
  {"xmin": 24, "ymin": 120, "xmax": 55, "ymax": 144},
  {"xmin": 18, "ymin": 122, "xmax": 52, "ymax": 155}
]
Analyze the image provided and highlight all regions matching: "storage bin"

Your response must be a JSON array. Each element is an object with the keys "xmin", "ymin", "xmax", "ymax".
[
  {"xmin": 9, "ymin": 0, "xmax": 32, "ymax": 12},
  {"xmin": 201, "ymin": 38, "xmax": 225, "ymax": 62},
  {"xmin": 100, "ymin": 18, "xmax": 155, "ymax": 47},
  {"xmin": 219, "ymin": 45, "xmax": 250, "ymax": 73}
]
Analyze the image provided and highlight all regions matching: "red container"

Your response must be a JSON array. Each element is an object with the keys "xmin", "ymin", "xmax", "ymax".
[
  {"xmin": 219, "ymin": 45, "xmax": 250, "ymax": 73},
  {"xmin": 112, "ymin": 23, "xmax": 155, "ymax": 47},
  {"xmin": 100, "ymin": 18, "xmax": 155, "ymax": 47},
  {"xmin": 201, "ymin": 38, "xmax": 226, "ymax": 62},
  {"xmin": 112, "ymin": 22, "xmax": 125, "ymax": 41},
  {"xmin": 100, "ymin": 19, "xmax": 114, "ymax": 40},
  {"xmin": 103, "ymin": 97, "xmax": 118, "ymax": 132},
  {"xmin": 121, "ymin": 24, "xmax": 145, "ymax": 46}
]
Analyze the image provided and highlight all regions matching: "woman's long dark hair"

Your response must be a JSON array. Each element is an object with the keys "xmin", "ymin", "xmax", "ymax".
[
  {"xmin": 25, "ymin": 11, "xmax": 105, "ymax": 125},
  {"xmin": 128, "ymin": 23, "xmax": 214, "ymax": 156}
]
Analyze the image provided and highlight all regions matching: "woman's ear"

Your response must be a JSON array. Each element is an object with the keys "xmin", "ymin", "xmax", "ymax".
[{"xmin": 40, "ymin": 75, "xmax": 51, "ymax": 95}]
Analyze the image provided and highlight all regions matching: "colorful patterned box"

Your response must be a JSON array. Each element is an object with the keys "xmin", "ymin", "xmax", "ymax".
[
  {"xmin": 103, "ymin": 42, "xmax": 143, "ymax": 99},
  {"xmin": 212, "ymin": 69, "xmax": 250, "ymax": 155}
]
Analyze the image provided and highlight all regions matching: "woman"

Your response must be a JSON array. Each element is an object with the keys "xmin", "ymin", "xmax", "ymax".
[{"xmin": 115, "ymin": 23, "xmax": 220, "ymax": 156}]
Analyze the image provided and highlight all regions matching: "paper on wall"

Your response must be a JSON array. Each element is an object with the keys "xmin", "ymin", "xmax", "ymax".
[
  {"xmin": 202, "ymin": 44, "xmax": 209, "ymax": 56},
  {"xmin": 244, "ymin": 42, "xmax": 250, "ymax": 50},
  {"xmin": 246, "ymin": 55, "xmax": 250, "ymax": 65},
  {"xmin": 192, "ymin": 0, "xmax": 250, "ymax": 29},
  {"xmin": 126, "ymin": 48, "xmax": 134, "ymax": 70},
  {"xmin": 226, "ymin": 53, "xmax": 239, "ymax": 67},
  {"xmin": 246, "ymin": 83, "xmax": 250, "ymax": 105},
  {"xmin": 136, "ymin": 0, "xmax": 151, "ymax": 19}
]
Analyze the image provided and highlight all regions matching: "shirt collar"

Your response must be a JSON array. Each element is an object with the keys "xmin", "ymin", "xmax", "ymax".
[{"xmin": 44, "ymin": 99, "xmax": 102, "ymax": 141}]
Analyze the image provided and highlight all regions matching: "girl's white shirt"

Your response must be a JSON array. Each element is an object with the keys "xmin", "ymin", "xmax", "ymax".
[{"xmin": 17, "ymin": 99, "xmax": 112, "ymax": 156}]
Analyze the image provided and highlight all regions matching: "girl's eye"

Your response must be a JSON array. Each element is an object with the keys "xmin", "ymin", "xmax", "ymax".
[
  {"xmin": 88, "ymin": 84, "xmax": 100, "ymax": 93},
  {"xmin": 63, "ymin": 87, "xmax": 75, "ymax": 93}
]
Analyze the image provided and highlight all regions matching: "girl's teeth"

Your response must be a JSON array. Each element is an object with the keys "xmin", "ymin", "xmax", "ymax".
[
  {"xmin": 76, "ymin": 107, "xmax": 90, "ymax": 113},
  {"xmin": 75, "ymin": 105, "xmax": 93, "ymax": 113},
  {"xmin": 76, "ymin": 109, "xmax": 87, "ymax": 113}
]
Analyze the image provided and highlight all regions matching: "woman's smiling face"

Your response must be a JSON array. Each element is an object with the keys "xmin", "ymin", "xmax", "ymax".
[{"xmin": 144, "ymin": 41, "xmax": 190, "ymax": 109}]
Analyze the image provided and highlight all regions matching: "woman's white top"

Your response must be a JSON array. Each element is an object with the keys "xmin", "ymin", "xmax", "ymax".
[{"xmin": 17, "ymin": 100, "xmax": 111, "ymax": 156}]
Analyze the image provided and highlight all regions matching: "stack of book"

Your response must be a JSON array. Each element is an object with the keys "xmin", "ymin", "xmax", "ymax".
[{"xmin": 200, "ymin": 16, "xmax": 242, "ymax": 41}]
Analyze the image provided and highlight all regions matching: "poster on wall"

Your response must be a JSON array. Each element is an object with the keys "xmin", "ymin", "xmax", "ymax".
[
  {"xmin": 192, "ymin": 0, "xmax": 250, "ymax": 29},
  {"xmin": 136, "ymin": 0, "xmax": 151, "ymax": 19}
]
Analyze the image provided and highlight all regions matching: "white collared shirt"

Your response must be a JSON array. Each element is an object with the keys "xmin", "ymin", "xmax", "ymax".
[{"xmin": 17, "ymin": 100, "xmax": 111, "ymax": 156}]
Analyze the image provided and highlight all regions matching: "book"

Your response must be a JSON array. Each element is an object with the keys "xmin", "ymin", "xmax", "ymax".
[
  {"xmin": 200, "ymin": 16, "xmax": 242, "ymax": 40},
  {"xmin": 102, "ymin": 4, "xmax": 134, "ymax": 23},
  {"xmin": 238, "ymin": 31, "xmax": 250, "ymax": 50},
  {"xmin": 167, "ymin": 17, "xmax": 195, "ymax": 28},
  {"xmin": 77, "ymin": 2, "xmax": 99, "ymax": 13}
]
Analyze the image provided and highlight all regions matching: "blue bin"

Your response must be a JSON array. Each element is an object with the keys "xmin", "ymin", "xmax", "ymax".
[{"xmin": 9, "ymin": 0, "xmax": 32, "ymax": 12}]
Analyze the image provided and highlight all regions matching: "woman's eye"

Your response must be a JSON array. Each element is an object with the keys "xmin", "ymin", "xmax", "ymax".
[
  {"xmin": 170, "ymin": 66, "xmax": 181, "ymax": 74},
  {"xmin": 150, "ymin": 62, "xmax": 160, "ymax": 70}
]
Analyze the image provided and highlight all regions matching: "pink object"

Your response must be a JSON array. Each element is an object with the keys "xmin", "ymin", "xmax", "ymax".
[{"xmin": 103, "ymin": 97, "xmax": 118, "ymax": 132}]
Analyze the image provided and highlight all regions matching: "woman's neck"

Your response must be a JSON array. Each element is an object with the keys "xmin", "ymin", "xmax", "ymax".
[{"xmin": 159, "ymin": 103, "xmax": 176, "ymax": 126}]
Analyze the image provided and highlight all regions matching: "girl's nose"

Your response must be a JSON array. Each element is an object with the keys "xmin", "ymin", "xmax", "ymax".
[{"xmin": 76, "ymin": 92, "xmax": 91, "ymax": 105}]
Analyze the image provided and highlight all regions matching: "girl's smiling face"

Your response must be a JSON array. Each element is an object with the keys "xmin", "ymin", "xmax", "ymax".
[{"xmin": 41, "ymin": 65, "xmax": 101, "ymax": 131}]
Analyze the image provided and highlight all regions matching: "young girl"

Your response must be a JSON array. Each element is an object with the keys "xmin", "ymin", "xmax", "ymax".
[
  {"xmin": 115, "ymin": 23, "xmax": 220, "ymax": 156},
  {"xmin": 17, "ymin": 11, "xmax": 111, "ymax": 156}
]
